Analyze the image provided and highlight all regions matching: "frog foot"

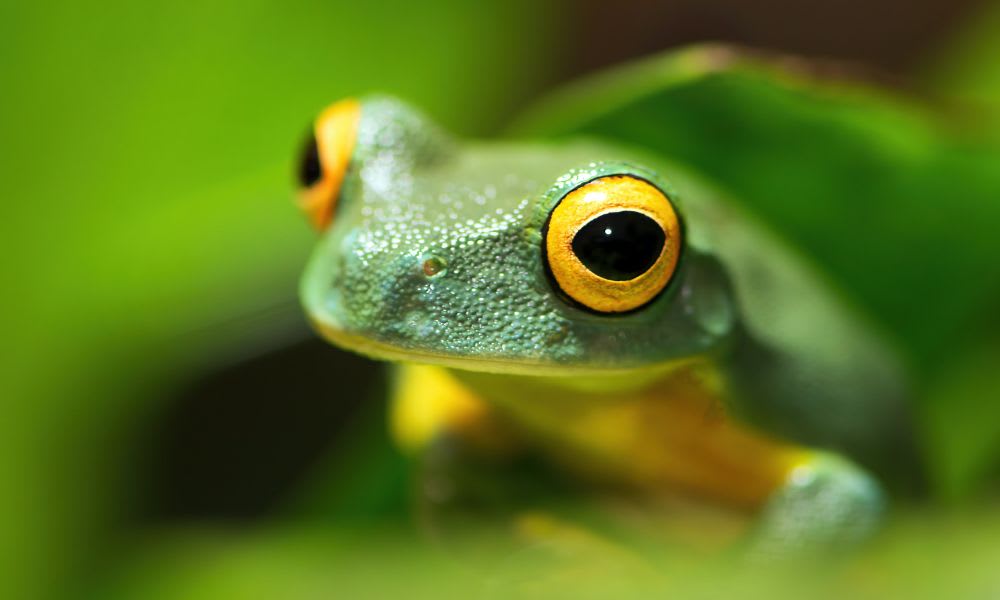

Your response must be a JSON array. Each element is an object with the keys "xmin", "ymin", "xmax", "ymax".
[{"xmin": 746, "ymin": 452, "xmax": 886, "ymax": 560}]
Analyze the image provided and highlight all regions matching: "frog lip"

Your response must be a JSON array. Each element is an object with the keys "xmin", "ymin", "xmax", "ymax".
[{"xmin": 308, "ymin": 316, "xmax": 652, "ymax": 377}]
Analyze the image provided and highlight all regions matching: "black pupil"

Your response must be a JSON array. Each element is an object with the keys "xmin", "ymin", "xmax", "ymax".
[
  {"xmin": 571, "ymin": 211, "xmax": 666, "ymax": 280},
  {"xmin": 297, "ymin": 131, "xmax": 322, "ymax": 188}
]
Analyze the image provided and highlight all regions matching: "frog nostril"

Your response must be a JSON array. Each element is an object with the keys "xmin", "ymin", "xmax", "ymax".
[{"xmin": 420, "ymin": 254, "xmax": 447, "ymax": 278}]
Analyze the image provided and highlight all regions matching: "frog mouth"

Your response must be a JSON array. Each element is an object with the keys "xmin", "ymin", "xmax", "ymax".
[{"xmin": 308, "ymin": 316, "xmax": 661, "ymax": 377}]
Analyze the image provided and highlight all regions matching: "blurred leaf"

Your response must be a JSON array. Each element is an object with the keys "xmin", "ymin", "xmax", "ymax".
[
  {"xmin": 922, "ymin": 342, "xmax": 1000, "ymax": 499},
  {"xmin": 99, "ymin": 508, "xmax": 1000, "ymax": 600}
]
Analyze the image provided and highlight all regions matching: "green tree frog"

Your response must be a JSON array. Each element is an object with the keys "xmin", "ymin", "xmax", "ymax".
[{"xmin": 294, "ymin": 71, "xmax": 924, "ymax": 556}]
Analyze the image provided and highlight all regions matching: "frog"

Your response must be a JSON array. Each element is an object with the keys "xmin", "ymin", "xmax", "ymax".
[{"xmin": 294, "ymin": 49, "xmax": 929, "ymax": 558}]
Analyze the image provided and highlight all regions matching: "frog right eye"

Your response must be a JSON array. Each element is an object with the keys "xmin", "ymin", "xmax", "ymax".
[
  {"xmin": 544, "ymin": 174, "xmax": 682, "ymax": 314},
  {"xmin": 295, "ymin": 98, "xmax": 361, "ymax": 230}
]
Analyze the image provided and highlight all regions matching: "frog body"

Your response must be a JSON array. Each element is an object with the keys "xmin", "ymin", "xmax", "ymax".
[{"xmin": 296, "ymin": 86, "xmax": 921, "ymax": 554}]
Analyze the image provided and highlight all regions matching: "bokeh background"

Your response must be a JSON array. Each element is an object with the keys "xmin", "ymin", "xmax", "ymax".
[{"xmin": 3, "ymin": 1, "xmax": 1000, "ymax": 598}]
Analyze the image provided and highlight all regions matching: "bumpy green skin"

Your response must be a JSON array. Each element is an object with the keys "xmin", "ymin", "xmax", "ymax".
[
  {"xmin": 301, "ymin": 97, "xmax": 922, "ymax": 553},
  {"xmin": 302, "ymin": 99, "xmax": 719, "ymax": 370}
]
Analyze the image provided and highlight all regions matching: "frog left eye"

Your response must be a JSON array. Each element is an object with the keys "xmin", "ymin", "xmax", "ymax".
[
  {"xmin": 295, "ymin": 98, "xmax": 361, "ymax": 230},
  {"xmin": 544, "ymin": 175, "xmax": 682, "ymax": 313}
]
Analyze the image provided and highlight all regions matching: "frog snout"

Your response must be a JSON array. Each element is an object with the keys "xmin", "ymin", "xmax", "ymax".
[{"xmin": 315, "ymin": 246, "xmax": 445, "ymax": 336}]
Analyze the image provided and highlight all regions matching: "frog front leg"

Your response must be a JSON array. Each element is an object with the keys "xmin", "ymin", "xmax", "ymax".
[
  {"xmin": 414, "ymin": 431, "xmax": 660, "ymax": 591},
  {"xmin": 626, "ymin": 378, "xmax": 889, "ymax": 558},
  {"xmin": 746, "ymin": 451, "xmax": 886, "ymax": 559},
  {"xmin": 392, "ymin": 364, "xmax": 563, "ymax": 545},
  {"xmin": 392, "ymin": 364, "xmax": 646, "ymax": 568},
  {"xmin": 637, "ymin": 418, "xmax": 888, "ymax": 557}
]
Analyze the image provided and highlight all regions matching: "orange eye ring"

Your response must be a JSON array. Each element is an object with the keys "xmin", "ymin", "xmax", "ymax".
[
  {"xmin": 544, "ymin": 175, "xmax": 682, "ymax": 313},
  {"xmin": 296, "ymin": 98, "xmax": 361, "ymax": 230}
]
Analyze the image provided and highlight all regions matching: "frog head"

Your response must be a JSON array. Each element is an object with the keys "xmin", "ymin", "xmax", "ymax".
[{"xmin": 296, "ymin": 97, "xmax": 735, "ymax": 375}]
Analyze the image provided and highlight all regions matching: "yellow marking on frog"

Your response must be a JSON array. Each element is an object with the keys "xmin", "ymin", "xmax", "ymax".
[
  {"xmin": 396, "ymin": 361, "xmax": 809, "ymax": 509},
  {"xmin": 391, "ymin": 364, "xmax": 517, "ymax": 456},
  {"xmin": 298, "ymin": 98, "xmax": 361, "ymax": 230},
  {"xmin": 519, "ymin": 361, "xmax": 809, "ymax": 507},
  {"xmin": 545, "ymin": 175, "xmax": 682, "ymax": 313}
]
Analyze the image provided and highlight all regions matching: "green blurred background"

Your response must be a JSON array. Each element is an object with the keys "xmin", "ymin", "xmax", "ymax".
[{"xmin": 3, "ymin": 1, "xmax": 1000, "ymax": 598}]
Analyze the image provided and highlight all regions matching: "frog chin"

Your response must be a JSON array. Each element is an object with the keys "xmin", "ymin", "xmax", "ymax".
[{"xmin": 308, "ymin": 315, "xmax": 670, "ymax": 378}]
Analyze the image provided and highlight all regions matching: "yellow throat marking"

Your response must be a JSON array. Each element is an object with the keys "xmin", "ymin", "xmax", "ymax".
[{"xmin": 391, "ymin": 363, "xmax": 810, "ymax": 508}]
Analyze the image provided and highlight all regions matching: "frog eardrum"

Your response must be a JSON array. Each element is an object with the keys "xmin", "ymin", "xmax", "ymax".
[
  {"xmin": 296, "ymin": 98, "xmax": 361, "ymax": 230},
  {"xmin": 544, "ymin": 175, "xmax": 682, "ymax": 313}
]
